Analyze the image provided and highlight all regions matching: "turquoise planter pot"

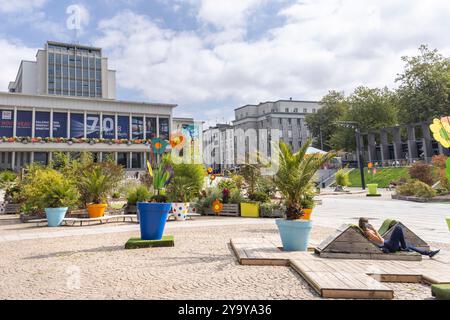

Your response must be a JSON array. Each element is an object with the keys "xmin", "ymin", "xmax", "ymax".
[
  {"xmin": 276, "ymin": 219, "xmax": 312, "ymax": 251},
  {"xmin": 45, "ymin": 207, "xmax": 68, "ymax": 227}
]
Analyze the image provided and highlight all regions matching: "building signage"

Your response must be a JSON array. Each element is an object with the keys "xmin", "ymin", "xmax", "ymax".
[
  {"xmin": 102, "ymin": 115, "xmax": 115, "ymax": 139},
  {"xmin": 118, "ymin": 115, "xmax": 129, "ymax": 139},
  {"xmin": 0, "ymin": 110, "xmax": 14, "ymax": 137},
  {"xmin": 53, "ymin": 112, "xmax": 67, "ymax": 138},
  {"xmin": 35, "ymin": 111, "xmax": 50, "ymax": 138},
  {"xmin": 16, "ymin": 111, "xmax": 32, "ymax": 137},
  {"xmin": 132, "ymin": 117, "xmax": 144, "ymax": 140},
  {"xmin": 70, "ymin": 113, "xmax": 84, "ymax": 139},
  {"xmin": 87, "ymin": 114, "xmax": 100, "ymax": 138}
]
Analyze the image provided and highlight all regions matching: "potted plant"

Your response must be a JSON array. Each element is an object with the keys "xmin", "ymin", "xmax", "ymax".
[
  {"xmin": 41, "ymin": 179, "xmax": 79, "ymax": 227},
  {"xmin": 79, "ymin": 163, "xmax": 123, "ymax": 218},
  {"xmin": 273, "ymin": 139, "xmax": 335, "ymax": 251},
  {"xmin": 300, "ymin": 192, "xmax": 315, "ymax": 221},
  {"xmin": 125, "ymin": 185, "xmax": 151, "ymax": 215},
  {"xmin": 334, "ymin": 168, "xmax": 350, "ymax": 192},
  {"xmin": 137, "ymin": 159, "xmax": 173, "ymax": 240},
  {"xmin": 166, "ymin": 163, "xmax": 204, "ymax": 220}
]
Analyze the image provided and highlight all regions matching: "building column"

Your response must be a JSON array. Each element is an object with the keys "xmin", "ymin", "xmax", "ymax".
[
  {"xmin": 407, "ymin": 125, "xmax": 418, "ymax": 163},
  {"xmin": 379, "ymin": 129, "xmax": 390, "ymax": 163},
  {"xmin": 11, "ymin": 152, "xmax": 15, "ymax": 171},
  {"xmin": 367, "ymin": 132, "xmax": 377, "ymax": 163},
  {"xmin": 129, "ymin": 152, "xmax": 132, "ymax": 169},
  {"xmin": 421, "ymin": 121, "xmax": 433, "ymax": 162},
  {"xmin": 392, "ymin": 127, "xmax": 402, "ymax": 161},
  {"xmin": 50, "ymin": 109, "xmax": 54, "ymax": 138},
  {"xmin": 30, "ymin": 152, "xmax": 34, "ymax": 164},
  {"xmin": 84, "ymin": 110, "xmax": 87, "ymax": 138},
  {"xmin": 32, "ymin": 108, "xmax": 36, "ymax": 138},
  {"xmin": 67, "ymin": 111, "xmax": 71, "ymax": 138},
  {"xmin": 13, "ymin": 107, "xmax": 17, "ymax": 137},
  {"xmin": 114, "ymin": 113, "xmax": 118, "ymax": 140}
]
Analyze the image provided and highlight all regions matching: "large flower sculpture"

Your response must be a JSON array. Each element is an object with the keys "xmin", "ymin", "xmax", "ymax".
[
  {"xmin": 212, "ymin": 199, "xmax": 223, "ymax": 215},
  {"xmin": 151, "ymin": 138, "xmax": 169, "ymax": 155},
  {"xmin": 169, "ymin": 132, "xmax": 185, "ymax": 150},
  {"xmin": 430, "ymin": 118, "xmax": 450, "ymax": 148}
]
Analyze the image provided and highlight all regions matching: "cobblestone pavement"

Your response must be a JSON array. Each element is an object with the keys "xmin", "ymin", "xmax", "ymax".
[{"xmin": 0, "ymin": 218, "xmax": 445, "ymax": 300}]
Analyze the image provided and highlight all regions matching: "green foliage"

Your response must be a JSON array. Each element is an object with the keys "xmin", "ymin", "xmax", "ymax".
[
  {"xmin": 409, "ymin": 161, "xmax": 434, "ymax": 186},
  {"xmin": 396, "ymin": 45, "xmax": 450, "ymax": 124},
  {"xmin": 218, "ymin": 178, "xmax": 237, "ymax": 191},
  {"xmin": 240, "ymin": 164, "xmax": 262, "ymax": 195},
  {"xmin": 194, "ymin": 188, "xmax": 222, "ymax": 213},
  {"xmin": 151, "ymin": 162, "xmax": 172, "ymax": 196},
  {"xmin": 166, "ymin": 163, "xmax": 204, "ymax": 202},
  {"xmin": 0, "ymin": 170, "xmax": 17, "ymax": 188},
  {"xmin": 230, "ymin": 174, "xmax": 244, "ymax": 189},
  {"xmin": 335, "ymin": 169, "xmax": 351, "ymax": 187},
  {"xmin": 397, "ymin": 179, "xmax": 436, "ymax": 199},
  {"xmin": 127, "ymin": 185, "xmax": 152, "ymax": 204},
  {"xmin": 229, "ymin": 189, "xmax": 244, "ymax": 204},
  {"xmin": 150, "ymin": 194, "xmax": 169, "ymax": 203},
  {"xmin": 20, "ymin": 167, "xmax": 79, "ymax": 214},
  {"xmin": 78, "ymin": 162, "xmax": 124, "ymax": 204},
  {"xmin": 273, "ymin": 139, "xmax": 335, "ymax": 220},
  {"xmin": 256, "ymin": 176, "xmax": 276, "ymax": 198},
  {"xmin": 306, "ymin": 90, "xmax": 348, "ymax": 151},
  {"xmin": 349, "ymin": 167, "xmax": 409, "ymax": 188},
  {"xmin": 248, "ymin": 191, "xmax": 270, "ymax": 203}
]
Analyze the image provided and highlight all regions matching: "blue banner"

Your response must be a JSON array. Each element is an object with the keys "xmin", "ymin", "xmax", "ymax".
[
  {"xmin": 146, "ymin": 117, "xmax": 157, "ymax": 139},
  {"xmin": 70, "ymin": 113, "xmax": 84, "ymax": 139},
  {"xmin": 53, "ymin": 112, "xmax": 67, "ymax": 138},
  {"xmin": 102, "ymin": 115, "xmax": 115, "ymax": 139},
  {"xmin": 86, "ymin": 114, "xmax": 100, "ymax": 138},
  {"xmin": 35, "ymin": 111, "xmax": 50, "ymax": 138},
  {"xmin": 0, "ymin": 110, "xmax": 14, "ymax": 137},
  {"xmin": 132, "ymin": 117, "xmax": 144, "ymax": 140},
  {"xmin": 117, "ymin": 116, "xmax": 129, "ymax": 139},
  {"xmin": 16, "ymin": 110, "xmax": 32, "ymax": 137}
]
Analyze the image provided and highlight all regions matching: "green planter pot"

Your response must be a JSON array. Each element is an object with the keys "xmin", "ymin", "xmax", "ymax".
[
  {"xmin": 446, "ymin": 218, "xmax": 450, "ymax": 231},
  {"xmin": 367, "ymin": 184, "xmax": 378, "ymax": 195}
]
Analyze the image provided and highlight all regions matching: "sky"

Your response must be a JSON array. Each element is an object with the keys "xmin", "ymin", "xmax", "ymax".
[{"xmin": 0, "ymin": 0, "xmax": 449, "ymax": 127}]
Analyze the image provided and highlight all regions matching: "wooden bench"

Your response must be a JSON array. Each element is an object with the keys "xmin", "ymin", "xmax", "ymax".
[{"xmin": 3, "ymin": 203, "xmax": 21, "ymax": 215}]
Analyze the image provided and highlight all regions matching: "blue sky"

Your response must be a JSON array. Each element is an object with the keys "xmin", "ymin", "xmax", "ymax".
[{"xmin": 0, "ymin": 0, "xmax": 449, "ymax": 127}]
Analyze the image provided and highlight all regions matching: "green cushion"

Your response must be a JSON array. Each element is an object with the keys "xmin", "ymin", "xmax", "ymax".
[
  {"xmin": 432, "ymin": 284, "xmax": 450, "ymax": 300},
  {"xmin": 349, "ymin": 224, "xmax": 365, "ymax": 235},
  {"xmin": 125, "ymin": 235, "xmax": 174, "ymax": 249},
  {"xmin": 378, "ymin": 219, "xmax": 398, "ymax": 236}
]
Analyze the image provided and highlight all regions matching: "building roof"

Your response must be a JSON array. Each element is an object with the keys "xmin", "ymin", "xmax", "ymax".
[{"xmin": 234, "ymin": 99, "xmax": 319, "ymax": 112}]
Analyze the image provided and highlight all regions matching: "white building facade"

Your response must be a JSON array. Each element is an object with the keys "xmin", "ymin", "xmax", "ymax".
[{"xmin": 1, "ymin": 41, "xmax": 177, "ymax": 171}]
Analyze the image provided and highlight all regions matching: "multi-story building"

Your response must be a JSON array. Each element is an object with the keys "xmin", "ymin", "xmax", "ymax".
[
  {"xmin": 203, "ymin": 123, "xmax": 234, "ymax": 173},
  {"xmin": 0, "ymin": 41, "xmax": 177, "ymax": 171},
  {"xmin": 233, "ymin": 99, "xmax": 321, "ymax": 154}
]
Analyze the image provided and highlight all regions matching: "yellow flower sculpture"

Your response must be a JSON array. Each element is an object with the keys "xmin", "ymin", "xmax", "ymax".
[
  {"xmin": 207, "ymin": 167, "xmax": 213, "ymax": 174},
  {"xmin": 430, "ymin": 118, "xmax": 450, "ymax": 148},
  {"xmin": 212, "ymin": 199, "xmax": 223, "ymax": 215}
]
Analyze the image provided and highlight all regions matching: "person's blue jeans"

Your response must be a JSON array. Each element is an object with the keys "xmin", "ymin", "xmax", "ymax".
[{"xmin": 382, "ymin": 225, "xmax": 430, "ymax": 255}]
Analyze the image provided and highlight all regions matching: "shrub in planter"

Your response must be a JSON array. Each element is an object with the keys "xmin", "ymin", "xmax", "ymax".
[
  {"xmin": 248, "ymin": 191, "xmax": 270, "ymax": 203},
  {"xmin": 0, "ymin": 170, "xmax": 17, "ymax": 189},
  {"xmin": 409, "ymin": 161, "xmax": 433, "ymax": 186},
  {"xmin": 335, "ymin": 168, "xmax": 351, "ymax": 191},
  {"xmin": 125, "ymin": 185, "xmax": 152, "ymax": 214},
  {"xmin": 397, "ymin": 179, "xmax": 437, "ymax": 199},
  {"xmin": 78, "ymin": 162, "xmax": 123, "ymax": 218},
  {"xmin": 260, "ymin": 202, "xmax": 285, "ymax": 218}
]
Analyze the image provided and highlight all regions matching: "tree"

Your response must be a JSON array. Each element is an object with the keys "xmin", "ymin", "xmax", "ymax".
[
  {"xmin": 396, "ymin": 45, "xmax": 450, "ymax": 124},
  {"xmin": 330, "ymin": 86, "xmax": 399, "ymax": 151},
  {"xmin": 305, "ymin": 91, "xmax": 348, "ymax": 151}
]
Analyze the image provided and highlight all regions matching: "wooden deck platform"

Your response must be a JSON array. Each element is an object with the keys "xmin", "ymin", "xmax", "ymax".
[{"xmin": 230, "ymin": 237, "xmax": 450, "ymax": 299}]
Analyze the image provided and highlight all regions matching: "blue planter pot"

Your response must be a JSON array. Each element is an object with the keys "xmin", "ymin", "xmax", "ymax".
[
  {"xmin": 137, "ymin": 202, "xmax": 172, "ymax": 240},
  {"xmin": 276, "ymin": 219, "xmax": 313, "ymax": 251},
  {"xmin": 45, "ymin": 207, "xmax": 68, "ymax": 227}
]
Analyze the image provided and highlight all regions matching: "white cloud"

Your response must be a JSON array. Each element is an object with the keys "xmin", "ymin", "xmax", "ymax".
[
  {"xmin": 95, "ymin": 1, "xmax": 450, "ymax": 123},
  {"xmin": 0, "ymin": 39, "xmax": 37, "ymax": 90},
  {"xmin": 0, "ymin": 0, "xmax": 47, "ymax": 13}
]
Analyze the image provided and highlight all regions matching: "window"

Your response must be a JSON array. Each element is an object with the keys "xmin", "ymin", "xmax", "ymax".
[
  {"xmin": 285, "ymin": 108, "xmax": 289, "ymax": 113},
  {"xmin": 117, "ymin": 115, "xmax": 130, "ymax": 139},
  {"xmin": 159, "ymin": 118, "xmax": 170, "ymax": 140},
  {"xmin": 86, "ymin": 114, "xmax": 100, "ymax": 138},
  {"xmin": 16, "ymin": 111, "xmax": 33, "ymax": 137},
  {"xmin": 312, "ymin": 109, "xmax": 316, "ymax": 113},
  {"xmin": 146, "ymin": 117, "xmax": 157, "ymax": 139},
  {"xmin": 70, "ymin": 113, "xmax": 85, "ymax": 138},
  {"xmin": 117, "ymin": 152, "xmax": 128, "ymax": 168},
  {"xmin": 132, "ymin": 117, "xmax": 144, "ymax": 140},
  {"xmin": 132, "ymin": 153, "xmax": 143, "ymax": 169},
  {"xmin": 294, "ymin": 108, "xmax": 298, "ymax": 113},
  {"xmin": 303, "ymin": 108, "xmax": 307, "ymax": 113},
  {"xmin": 102, "ymin": 115, "xmax": 115, "ymax": 139}
]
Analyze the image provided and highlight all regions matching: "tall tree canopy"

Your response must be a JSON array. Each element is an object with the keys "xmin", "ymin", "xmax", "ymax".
[
  {"xmin": 305, "ymin": 91, "xmax": 348, "ymax": 151},
  {"xmin": 396, "ymin": 45, "xmax": 450, "ymax": 124}
]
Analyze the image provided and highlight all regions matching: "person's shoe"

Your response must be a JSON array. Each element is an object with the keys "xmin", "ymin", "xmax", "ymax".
[
  {"xmin": 400, "ymin": 247, "xmax": 411, "ymax": 252},
  {"xmin": 429, "ymin": 249, "xmax": 440, "ymax": 258}
]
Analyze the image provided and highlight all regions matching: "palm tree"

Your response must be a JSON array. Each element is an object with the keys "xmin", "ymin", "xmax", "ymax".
[{"xmin": 274, "ymin": 139, "xmax": 335, "ymax": 220}]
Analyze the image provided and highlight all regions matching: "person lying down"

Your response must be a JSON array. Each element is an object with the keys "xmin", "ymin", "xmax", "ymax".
[{"xmin": 358, "ymin": 217, "xmax": 440, "ymax": 258}]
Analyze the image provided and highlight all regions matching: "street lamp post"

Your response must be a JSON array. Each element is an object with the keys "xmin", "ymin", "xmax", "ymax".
[{"xmin": 335, "ymin": 121, "xmax": 366, "ymax": 190}]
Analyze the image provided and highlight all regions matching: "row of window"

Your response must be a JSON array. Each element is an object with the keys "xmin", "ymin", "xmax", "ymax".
[
  {"xmin": 0, "ymin": 110, "xmax": 170, "ymax": 140},
  {"xmin": 238, "ymin": 108, "xmax": 317, "ymax": 119}
]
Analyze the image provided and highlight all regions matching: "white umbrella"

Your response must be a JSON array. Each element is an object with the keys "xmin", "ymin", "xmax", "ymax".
[{"xmin": 306, "ymin": 147, "xmax": 327, "ymax": 155}]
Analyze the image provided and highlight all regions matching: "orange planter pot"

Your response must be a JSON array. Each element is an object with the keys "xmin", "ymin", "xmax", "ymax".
[
  {"xmin": 301, "ymin": 208, "xmax": 313, "ymax": 220},
  {"xmin": 87, "ymin": 204, "xmax": 107, "ymax": 218}
]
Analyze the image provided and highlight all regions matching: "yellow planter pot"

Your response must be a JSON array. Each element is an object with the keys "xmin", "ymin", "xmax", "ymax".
[{"xmin": 240, "ymin": 203, "xmax": 260, "ymax": 218}]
